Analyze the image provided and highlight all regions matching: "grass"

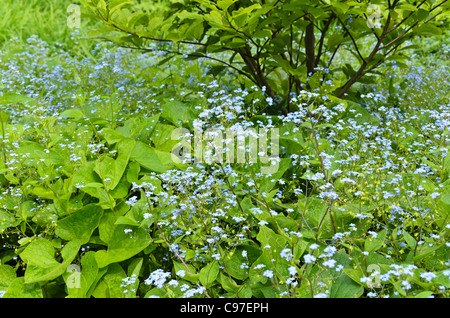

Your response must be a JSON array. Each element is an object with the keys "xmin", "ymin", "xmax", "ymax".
[{"xmin": 0, "ymin": 0, "xmax": 100, "ymax": 57}]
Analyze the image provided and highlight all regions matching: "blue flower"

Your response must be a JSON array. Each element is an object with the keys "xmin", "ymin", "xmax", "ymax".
[{"xmin": 263, "ymin": 270, "xmax": 274, "ymax": 278}]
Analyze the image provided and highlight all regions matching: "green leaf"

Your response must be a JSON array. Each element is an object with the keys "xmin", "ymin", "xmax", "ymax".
[
  {"xmin": 101, "ymin": 127, "xmax": 126, "ymax": 144},
  {"xmin": 221, "ymin": 248, "xmax": 248, "ymax": 280},
  {"xmin": 364, "ymin": 229, "xmax": 386, "ymax": 252},
  {"xmin": 413, "ymin": 291, "xmax": 434, "ymax": 298},
  {"xmin": 55, "ymin": 204, "xmax": 104, "ymax": 245},
  {"xmin": 330, "ymin": 273, "xmax": 364, "ymax": 298},
  {"xmin": 218, "ymin": 272, "xmax": 240, "ymax": 294},
  {"xmin": 161, "ymin": 100, "xmax": 197, "ymax": 128},
  {"xmin": 199, "ymin": 260, "xmax": 219, "ymax": 287},
  {"xmin": 414, "ymin": 9, "xmax": 430, "ymax": 22},
  {"xmin": 0, "ymin": 265, "xmax": 16, "ymax": 291},
  {"xmin": 257, "ymin": 226, "xmax": 287, "ymax": 252},
  {"xmin": 0, "ymin": 210, "xmax": 20, "ymax": 233},
  {"xmin": 2, "ymin": 277, "xmax": 43, "ymax": 298},
  {"xmin": 415, "ymin": 24, "xmax": 442, "ymax": 36},
  {"xmin": 91, "ymin": 263, "xmax": 127, "ymax": 298},
  {"xmin": 72, "ymin": 161, "xmax": 104, "ymax": 198},
  {"xmin": 0, "ymin": 92, "xmax": 35, "ymax": 105},
  {"xmin": 95, "ymin": 219, "xmax": 152, "ymax": 268},
  {"xmin": 109, "ymin": 0, "xmax": 133, "ymax": 16},
  {"xmin": 444, "ymin": 148, "xmax": 450, "ymax": 171},
  {"xmin": 80, "ymin": 251, "xmax": 100, "ymax": 298},
  {"xmin": 403, "ymin": 231, "xmax": 417, "ymax": 250},
  {"xmin": 126, "ymin": 161, "xmax": 140, "ymax": 183},
  {"xmin": 20, "ymin": 239, "xmax": 80, "ymax": 284},
  {"xmin": 94, "ymin": 138, "xmax": 135, "ymax": 190},
  {"xmin": 130, "ymin": 141, "xmax": 170, "ymax": 173},
  {"xmin": 217, "ymin": 0, "xmax": 237, "ymax": 11},
  {"xmin": 173, "ymin": 261, "xmax": 199, "ymax": 284},
  {"xmin": 438, "ymin": 192, "xmax": 450, "ymax": 218},
  {"xmin": 0, "ymin": 111, "xmax": 9, "ymax": 124},
  {"xmin": 115, "ymin": 215, "xmax": 139, "ymax": 226},
  {"xmin": 342, "ymin": 268, "xmax": 365, "ymax": 287},
  {"xmin": 59, "ymin": 108, "xmax": 85, "ymax": 119},
  {"xmin": 150, "ymin": 123, "xmax": 179, "ymax": 152},
  {"xmin": 137, "ymin": 113, "xmax": 161, "ymax": 141}
]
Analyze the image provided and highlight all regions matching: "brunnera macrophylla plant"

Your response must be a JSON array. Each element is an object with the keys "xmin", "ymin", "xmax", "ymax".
[
  {"xmin": 0, "ymin": 30, "xmax": 450, "ymax": 298},
  {"xmin": 83, "ymin": 0, "xmax": 450, "ymax": 115}
]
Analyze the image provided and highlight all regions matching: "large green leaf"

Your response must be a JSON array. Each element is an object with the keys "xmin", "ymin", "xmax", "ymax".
[
  {"xmin": 94, "ymin": 138, "xmax": 135, "ymax": 190},
  {"xmin": 17, "ymin": 141, "xmax": 68, "ymax": 168},
  {"xmin": 91, "ymin": 263, "xmax": 127, "ymax": 298},
  {"xmin": 161, "ymin": 100, "xmax": 197, "ymax": 128},
  {"xmin": 150, "ymin": 122, "xmax": 180, "ymax": 152},
  {"xmin": 71, "ymin": 161, "xmax": 103, "ymax": 198},
  {"xmin": 199, "ymin": 260, "xmax": 219, "ymax": 287},
  {"xmin": 115, "ymin": 113, "xmax": 160, "ymax": 141},
  {"xmin": 329, "ymin": 250, "xmax": 364, "ymax": 298},
  {"xmin": 438, "ymin": 192, "xmax": 450, "ymax": 218},
  {"xmin": 0, "ymin": 265, "xmax": 16, "ymax": 292},
  {"xmin": 2, "ymin": 277, "xmax": 42, "ymax": 298},
  {"xmin": 364, "ymin": 229, "xmax": 386, "ymax": 252},
  {"xmin": 95, "ymin": 215, "xmax": 152, "ymax": 268},
  {"xmin": 55, "ymin": 204, "xmax": 104, "ymax": 245},
  {"xmin": 63, "ymin": 251, "xmax": 100, "ymax": 298},
  {"xmin": 257, "ymin": 225, "xmax": 287, "ymax": 252},
  {"xmin": 0, "ymin": 210, "xmax": 20, "ymax": 232},
  {"xmin": 20, "ymin": 239, "xmax": 80, "ymax": 284},
  {"xmin": 0, "ymin": 92, "xmax": 35, "ymax": 105},
  {"xmin": 130, "ymin": 141, "xmax": 171, "ymax": 173},
  {"xmin": 173, "ymin": 261, "xmax": 199, "ymax": 285},
  {"xmin": 330, "ymin": 273, "xmax": 364, "ymax": 298}
]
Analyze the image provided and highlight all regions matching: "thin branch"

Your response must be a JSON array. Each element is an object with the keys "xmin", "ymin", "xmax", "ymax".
[
  {"xmin": 337, "ymin": 12, "xmax": 392, "ymax": 98},
  {"xmin": 121, "ymin": 44, "xmax": 258, "ymax": 86},
  {"xmin": 386, "ymin": 0, "xmax": 428, "ymax": 34},
  {"xmin": 381, "ymin": 0, "xmax": 449, "ymax": 50},
  {"xmin": 334, "ymin": 12, "xmax": 366, "ymax": 63}
]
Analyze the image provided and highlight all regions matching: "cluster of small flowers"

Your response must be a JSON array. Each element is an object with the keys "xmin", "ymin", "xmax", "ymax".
[
  {"xmin": 120, "ymin": 274, "xmax": 138, "ymax": 294},
  {"xmin": 144, "ymin": 269, "xmax": 207, "ymax": 298}
]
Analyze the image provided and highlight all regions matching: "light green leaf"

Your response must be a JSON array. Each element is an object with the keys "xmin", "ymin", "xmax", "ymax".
[
  {"xmin": 72, "ymin": 161, "xmax": 103, "ymax": 198},
  {"xmin": 55, "ymin": 204, "xmax": 104, "ymax": 245},
  {"xmin": 342, "ymin": 268, "xmax": 365, "ymax": 287},
  {"xmin": 59, "ymin": 108, "xmax": 85, "ymax": 119},
  {"xmin": 0, "ymin": 210, "xmax": 20, "ymax": 232},
  {"xmin": 80, "ymin": 251, "xmax": 100, "ymax": 298},
  {"xmin": 94, "ymin": 138, "xmax": 135, "ymax": 190},
  {"xmin": 20, "ymin": 239, "xmax": 80, "ymax": 284},
  {"xmin": 161, "ymin": 100, "xmax": 197, "ymax": 127},
  {"xmin": 0, "ymin": 92, "xmax": 35, "ymax": 105},
  {"xmin": 95, "ymin": 221, "xmax": 152, "ymax": 268},
  {"xmin": 2, "ymin": 277, "xmax": 43, "ymax": 298},
  {"xmin": 257, "ymin": 226, "xmax": 287, "ymax": 252},
  {"xmin": 330, "ymin": 273, "xmax": 364, "ymax": 298},
  {"xmin": 364, "ymin": 229, "xmax": 386, "ymax": 252},
  {"xmin": 130, "ymin": 141, "xmax": 169, "ymax": 173},
  {"xmin": 101, "ymin": 127, "xmax": 126, "ymax": 144},
  {"xmin": 0, "ymin": 265, "xmax": 16, "ymax": 291},
  {"xmin": 91, "ymin": 263, "xmax": 127, "ymax": 298},
  {"xmin": 173, "ymin": 261, "xmax": 199, "ymax": 284},
  {"xmin": 217, "ymin": 0, "xmax": 237, "ymax": 11},
  {"xmin": 199, "ymin": 260, "xmax": 219, "ymax": 287},
  {"xmin": 403, "ymin": 231, "xmax": 417, "ymax": 250}
]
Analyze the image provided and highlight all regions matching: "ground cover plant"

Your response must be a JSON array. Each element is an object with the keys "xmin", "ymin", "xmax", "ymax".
[{"xmin": 0, "ymin": 0, "xmax": 449, "ymax": 299}]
